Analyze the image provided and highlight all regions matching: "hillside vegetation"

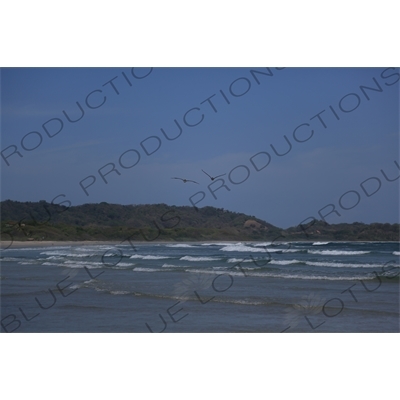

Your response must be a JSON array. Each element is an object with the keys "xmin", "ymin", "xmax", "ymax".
[{"xmin": 1, "ymin": 200, "xmax": 399, "ymax": 242}]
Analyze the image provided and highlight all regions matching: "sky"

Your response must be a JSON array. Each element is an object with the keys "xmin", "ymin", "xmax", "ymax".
[{"xmin": 1, "ymin": 67, "xmax": 399, "ymax": 228}]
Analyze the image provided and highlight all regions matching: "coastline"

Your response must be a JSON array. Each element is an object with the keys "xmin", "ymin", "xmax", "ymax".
[
  {"xmin": 1, "ymin": 239, "xmax": 244, "ymax": 249},
  {"xmin": 1, "ymin": 238, "xmax": 399, "ymax": 250},
  {"xmin": 1, "ymin": 240, "xmax": 121, "ymax": 249}
]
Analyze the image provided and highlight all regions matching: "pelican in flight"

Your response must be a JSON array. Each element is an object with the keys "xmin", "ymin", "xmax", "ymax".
[
  {"xmin": 172, "ymin": 177, "xmax": 199, "ymax": 184},
  {"xmin": 201, "ymin": 169, "xmax": 226, "ymax": 181}
]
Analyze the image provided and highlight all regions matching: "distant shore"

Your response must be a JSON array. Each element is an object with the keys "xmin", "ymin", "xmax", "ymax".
[
  {"xmin": 1, "ymin": 238, "xmax": 399, "ymax": 250},
  {"xmin": 1, "ymin": 240, "xmax": 119, "ymax": 249},
  {"xmin": 1, "ymin": 239, "xmax": 238, "ymax": 249}
]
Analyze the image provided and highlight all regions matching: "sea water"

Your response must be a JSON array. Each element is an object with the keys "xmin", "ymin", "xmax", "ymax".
[{"xmin": 1, "ymin": 241, "xmax": 399, "ymax": 332}]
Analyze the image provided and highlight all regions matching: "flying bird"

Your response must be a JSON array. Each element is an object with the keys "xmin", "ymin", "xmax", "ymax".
[
  {"xmin": 201, "ymin": 169, "xmax": 226, "ymax": 181},
  {"xmin": 172, "ymin": 177, "xmax": 199, "ymax": 184}
]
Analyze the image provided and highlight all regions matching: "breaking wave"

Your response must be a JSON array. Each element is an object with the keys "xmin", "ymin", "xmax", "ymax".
[
  {"xmin": 180, "ymin": 256, "xmax": 220, "ymax": 262},
  {"xmin": 308, "ymin": 250, "xmax": 370, "ymax": 255},
  {"xmin": 129, "ymin": 254, "xmax": 171, "ymax": 260}
]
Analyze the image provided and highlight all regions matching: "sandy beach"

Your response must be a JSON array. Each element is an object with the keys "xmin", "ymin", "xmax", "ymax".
[
  {"xmin": 1, "ymin": 239, "xmax": 240, "ymax": 249},
  {"xmin": 2, "ymin": 238, "xmax": 391, "ymax": 250},
  {"xmin": 1, "ymin": 240, "xmax": 123, "ymax": 249}
]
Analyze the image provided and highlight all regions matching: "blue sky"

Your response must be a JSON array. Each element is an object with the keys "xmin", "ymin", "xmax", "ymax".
[{"xmin": 1, "ymin": 67, "xmax": 399, "ymax": 228}]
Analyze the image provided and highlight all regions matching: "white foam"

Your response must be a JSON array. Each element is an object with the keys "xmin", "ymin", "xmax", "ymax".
[
  {"xmin": 95, "ymin": 287, "xmax": 108, "ymax": 292},
  {"xmin": 393, "ymin": 251, "xmax": 400, "ymax": 256},
  {"xmin": 40, "ymin": 251, "xmax": 71, "ymax": 256},
  {"xmin": 41, "ymin": 262, "xmax": 64, "ymax": 266},
  {"xmin": 186, "ymin": 269, "xmax": 246, "ymax": 277},
  {"xmin": 129, "ymin": 254, "xmax": 171, "ymax": 260},
  {"xmin": 110, "ymin": 291, "xmax": 130, "ymax": 295},
  {"xmin": 64, "ymin": 260, "xmax": 103, "ymax": 266},
  {"xmin": 267, "ymin": 259, "xmax": 385, "ymax": 268},
  {"xmin": 19, "ymin": 261, "xmax": 39, "ymax": 265},
  {"xmin": 253, "ymin": 242, "xmax": 272, "ymax": 247},
  {"xmin": 232, "ymin": 265, "xmax": 260, "ymax": 271},
  {"xmin": 61, "ymin": 261, "xmax": 103, "ymax": 269},
  {"xmin": 76, "ymin": 245, "xmax": 114, "ymax": 251},
  {"xmin": 69, "ymin": 284, "xmax": 81, "ymax": 289},
  {"xmin": 305, "ymin": 261, "xmax": 384, "ymax": 269},
  {"xmin": 308, "ymin": 250, "xmax": 370, "ymax": 255},
  {"xmin": 12, "ymin": 246, "xmax": 69, "ymax": 251},
  {"xmin": 74, "ymin": 246, "xmax": 98, "ymax": 251},
  {"xmin": 216, "ymin": 299, "xmax": 265, "ymax": 306},
  {"xmin": 249, "ymin": 272, "xmax": 375, "ymax": 281},
  {"xmin": 312, "ymin": 242, "xmax": 330, "ymax": 246},
  {"xmin": 184, "ymin": 269, "xmax": 376, "ymax": 281},
  {"xmin": 201, "ymin": 242, "xmax": 231, "ymax": 246},
  {"xmin": 161, "ymin": 263, "xmax": 196, "ymax": 269},
  {"xmin": 132, "ymin": 267, "xmax": 163, "ymax": 272},
  {"xmin": 264, "ymin": 248, "xmax": 287, "ymax": 253},
  {"xmin": 220, "ymin": 244, "xmax": 268, "ymax": 253},
  {"xmin": 40, "ymin": 250, "xmax": 94, "ymax": 258},
  {"xmin": 270, "ymin": 259, "xmax": 302, "ymax": 265},
  {"xmin": 180, "ymin": 256, "xmax": 220, "ymax": 262},
  {"xmin": 166, "ymin": 244, "xmax": 196, "ymax": 248},
  {"xmin": 161, "ymin": 263, "xmax": 177, "ymax": 268},
  {"xmin": 227, "ymin": 258, "xmax": 253, "ymax": 263}
]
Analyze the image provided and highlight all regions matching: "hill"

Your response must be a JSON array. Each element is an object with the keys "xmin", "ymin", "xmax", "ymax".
[
  {"xmin": 1, "ymin": 200, "xmax": 399, "ymax": 242},
  {"xmin": 0, "ymin": 200, "xmax": 282, "ymax": 242}
]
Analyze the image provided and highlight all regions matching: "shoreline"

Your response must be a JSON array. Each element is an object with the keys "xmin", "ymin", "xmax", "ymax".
[
  {"xmin": 1, "ymin": 239, "xmax": 244, "ymax": 249},
  {"xmin": 1, "ymin": 239, "xmax": 399, "ymax": 249}
]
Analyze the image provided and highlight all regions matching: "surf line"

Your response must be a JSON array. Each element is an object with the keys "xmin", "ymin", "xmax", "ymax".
[
  {"xmin": 280, "ymin": 260, "xmax": 399, "ymax": 333},
  {"xmin": 99, "ymin": 207, "xmax": 184, "ymax": 269},
  {"xmin": 1, "ymin": 204, "xmax": 182, "ymax": 332},
  {"xmin": 1, "ymin": 203, "xmax": 184, "ymax": 333},
  {"xmin": 144, "ymin": 235, "xmax": 292, "ymax": 333},
  {"xmin": 281, "ymin": 165, "xmax": 400, "ymax": 333}
]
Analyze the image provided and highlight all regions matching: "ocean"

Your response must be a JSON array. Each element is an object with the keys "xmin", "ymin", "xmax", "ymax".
[{"xmin": 1, "ymin": 241, "xmax": 399, "ymax": 333}]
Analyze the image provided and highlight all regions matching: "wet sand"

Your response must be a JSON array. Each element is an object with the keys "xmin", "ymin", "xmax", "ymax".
[{"xmin": 2, "ymin": 240, "xmax": 124, "ymax": 249}]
